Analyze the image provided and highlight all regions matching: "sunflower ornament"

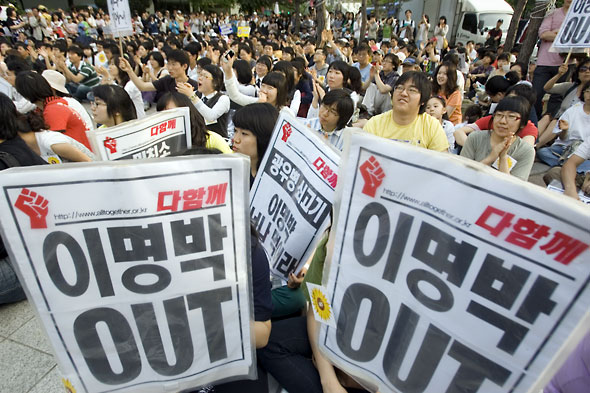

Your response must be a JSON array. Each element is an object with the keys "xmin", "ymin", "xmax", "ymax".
[
  {"xmin": 307, "ymin": 283, "xmax": 336, "ymax": 328},
  {"xmin": 62, "ymin": 378, "xmax": 76, "ymax": 393}
]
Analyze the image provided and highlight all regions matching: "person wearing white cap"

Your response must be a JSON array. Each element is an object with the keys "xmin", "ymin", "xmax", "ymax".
[{"xmin": 42, "ymin": 69, "xmax": 94, "ymax": 131}]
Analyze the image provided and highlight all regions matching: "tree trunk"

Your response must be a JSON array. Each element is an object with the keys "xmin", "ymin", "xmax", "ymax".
[
  {"xmin": 503, "ymin": 0, "xmax": 528, "ymax": 52},
  {"xmin": 360, "ymin": 0, "xmax": 367, "ymax": 41},
  {"xmin": 373, "ymin": 0, "xmax": 379, "ymax": 20},
  {"xmin": 517, "ymin": 0, "xmax": 550, "ymax": 65},
  {"xmin": 294, "ymin": 0, "xmax": 301, "ymax": 35},
  {"xmin": 316, "ymin": 0, "xmax": 326, "ymax": 46}
]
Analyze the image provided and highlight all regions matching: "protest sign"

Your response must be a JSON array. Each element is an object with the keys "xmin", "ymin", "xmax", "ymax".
[
  {"xmin": 107, "ymin": 0, "xmax": 133, "ymax": 37},
  {"xmin": 319, "ymin": 131, "xmax": 590, "ymax": 393},
  {"xmin": 0, "ymin": 156, "xmax": 255, "ymax": 393},
  {"xmin": 237, "ymin": 26, "xmax": 251, "ymax": 37},
  {"xmin": 553, "ymin": 0, "xmax": 590, "ymax": 51},
  {"xmin": 250, "ymin": 111, "xmax": 339, "ymax": 280},
  {"xmin": 220, "ymin": 23, "xmax": 233, "ymax": 35},
  {"xmin": 547, "ymin": 179, "xmax": 590, "ymax": 204},
  {"xmin": 87, "ymin": 108, "xmax": 191, "ymax": 161}
]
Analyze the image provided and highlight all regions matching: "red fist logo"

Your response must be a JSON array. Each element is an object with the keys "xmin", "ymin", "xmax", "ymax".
[
  {"xmin": 104, "ymin": 137, "xmax": 117, "ymax": 154},
  {"xmin": 14, "ymin": 188, "xmax": 49, "ymax": 229},
  {"xmin": 359, "ymin": 156, "xmax": 385, "ymax": 197},
  {"xmin": 281, "ymin": 123, "xmax": 292, "ymax": 142}
]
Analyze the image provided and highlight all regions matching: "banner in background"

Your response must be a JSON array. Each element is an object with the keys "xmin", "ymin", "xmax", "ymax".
[{"xmin": 0, "ymin": 156, "xmax": 254, "ymax": 393}]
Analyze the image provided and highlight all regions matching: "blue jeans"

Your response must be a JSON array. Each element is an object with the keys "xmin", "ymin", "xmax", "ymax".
[
  {"xmin": 0, "ymin": 255, "xmax": 26, "ymax": 304},
  {"xmin": 66, "ymin": 82, "xmax": 93, "ymax": 101},
  {"xmin": 538, "ymin": 145, "xmax": 590, "ymax": 173},
  {"xmin": 257, "ymin": 316, "xmax": 323, "ymax": 393}
]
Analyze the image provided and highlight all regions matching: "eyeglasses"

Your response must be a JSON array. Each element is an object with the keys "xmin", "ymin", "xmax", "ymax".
[
  {"xmin": 493, "ymin": 112, "xmax": 521, "ymax": 122},
  {"xmin": 579, "ymin": 66, "xmax": 590, "ymax": 72},
  {"xmin": 90, "ymin": 101, "xmax": 106, "ymax": 108},
  {"xmin": 394, "ymin": 85, "xmax": 420, "ymax": 95}
]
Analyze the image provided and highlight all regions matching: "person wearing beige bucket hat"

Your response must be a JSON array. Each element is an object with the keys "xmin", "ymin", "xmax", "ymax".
[{"xmin": 42, "ymin": 69, "xmax": 94, "ymax": 130}]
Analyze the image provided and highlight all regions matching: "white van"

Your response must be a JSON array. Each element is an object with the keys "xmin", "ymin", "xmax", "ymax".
[{"xmin": 452, "ymin": 0, "xmax": 514, "ymax": 45}]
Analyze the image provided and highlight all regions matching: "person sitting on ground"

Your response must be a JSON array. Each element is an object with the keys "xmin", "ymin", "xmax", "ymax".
[
  {"xmin": 119, "ymin": 49, "xmax": 199, "ymax": 105},
  {"xmin": 426, "ymin": 96, "xmax": 456, "ymax": 152},
  {"xmin": 455, "ymin": 81, "xmax": 538, "ymax": 147},
  {"xmin": 90, "ymin": 84, "xmax": 137, "ymax": 128},
  {"xmin": 460, "ymin": 96, "xmax": 535, "ymax": 181},
  {"xmin": 96, "ymin": 55, "xmax": 146, "ymax": 119},
  {"xmin": 557, "ymin": 139, "xmax": 590, "ymax": 201},
  {"xmin": 536, "ymin": 59, "xmax": 590, "ymax": 149},
  {"xmin": 177, "ymin": 63, "xmax": 231, "ymax": 138},
  {"xmin": 361, "ymin": 53, "xmax": 399, "ymax": 116},
  {"xmin": 17, "ymin": 109, "xmax": 94, "ymax": 163},
  {"xmin": 55, "ymin": 44, "xmax": 100, "ymax": 101},
  {"xmin": 363, "ymin": 71, "xmax": 449, "ymax": 152},
  {"xmin": 156, "ymin": 91, "xmax": 231, "ymax": 153},
  {"xmin": 0, "ymin": 92, "xmax": 47, "ymax": 305},
  {"xmin": 537, "ymin": 82, "xmax": 590, "ymax": 171},
  {"xmin": 307, "ymin": 88, "xmax": 356, "ymax": 150},
  {"xmin": 15, "ymin": 71, "xmax": 92, "ymax": 149},
  {"xmin": 433, "ymin": 60, "xmax": 462, "ymax": 125}
]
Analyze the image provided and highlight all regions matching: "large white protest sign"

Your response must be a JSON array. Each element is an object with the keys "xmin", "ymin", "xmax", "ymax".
[
  {"xmin": 220, "ymin": 23, "xmax": 233, "ymax": 35},
  {"xmin": 250, "ymin": 111, "xmax": 339, "ymax": 280},
  {"xmin": 553, "ymin": 0, "xmax": 590, "ymax": 50},
  {"xmin": 319, "ymin": 131, "xmax": 590, "ymax": 393},
  {"xmin": 107, "ymin": 0, "xmax": 133, "ymax": 37},
  {"xmin": 0, "ymin": 156, "xmax": 255, "ymax": 393},
  {"xmin": 87, "ymin": 108, "xmax": 191, "ymax": 161}
]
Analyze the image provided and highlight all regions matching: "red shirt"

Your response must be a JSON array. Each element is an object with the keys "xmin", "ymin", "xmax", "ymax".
[
  {"xmin": 474, "ymin": 115, "xmax": 538, "ymax": 140},
  {"xmin": 43, "ymin": 97, "xmax": 91, "ymax": 150}
]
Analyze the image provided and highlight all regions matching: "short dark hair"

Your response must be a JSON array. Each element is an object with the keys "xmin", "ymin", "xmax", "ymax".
[
  {"xmin": 167, "ymin": 49, "xmax": 190, "ymax": 67},
  {"xmin": 573, "ymin": 59, "xmax": 590, "ymax": 84},
  {"xmin": 321, "ymin": 89, "xmax": 355, "ymax": 130},
  {"xmin": 497, "ymin": 53, "xmax": 510, "ymax": 62},
  {"xmin": 358, "ymin": 43, "xmax": 372, "ymax": 56},
  {"xmin": 485, "ymin": 75, "xmax": 516, "ymax": 96},
  {"xmin": 506, "ymin": 82, "xmax": 536, "ymax": 108},
  {"xmin": 262, "ymin": 72, "xmax": 289, "ymax": 108},
  {"xmin": 149, "ymin": 51, "xmax": 165, "ymax": 68},
  {"xmin": 232, "ymin": 59, "xmax": 253, "ymax": 85},
  {"xmin": 256, "ymin": 55, "xmax": 272, "ymax": 71},
  {"xmin": 139, "ymin": 40, "xmax": 154, "ymax": 51},
  {"xmin": 232, "ymin": 103, "xmax": 279, "ymax": 168},
  {"xmin": 238, "ymin": 43, "xmax": 252, "ymax": 56},
  {"xmin": 511, "ymin": 62, "xmax": 529, "ymax": 81},
  {"xmin": 6, "ymin": 58, "xmax": 32, "ymax": 74},
  {"xmin": 383, "ymin": 53, "xmax": 399, "ymax": 68},
  {"xmin": 92, "ymin": 84, "xmax": 137, "ymax": 123},
  {"xmin": 203, "ymin": 64, "xmax": 224, "ymax": 92},
  {"xmin": 15, "ymin": 71, "xmax": 55, "ymax": 103},
  {"xmin": 483, "ymin": 51, "xmax": 496, "ymax": 63},
  {"xmin": 495, "ymin": 96, "xmax": 530, "ymax": 129},
  {"xmin": 196, "ymin": 57, "xmax": 212, "ymax": 68},
  {"xmin": 67, "ymin": 45, "xmax": 84, "ymax": 57},
  {"xmin": 53, "ymin": 39, "xmax": 67, "ymax": 55},
  {"xmin": 185, "ymin": 41, "xmax": 201, "ymax": 56},
  {"xmin": 394, "ymin": 71, "xmax": 432, "ymax": 114},
  {"xmin": 0, "ymin": 93, "xmax": 19, "ymax": 140}
]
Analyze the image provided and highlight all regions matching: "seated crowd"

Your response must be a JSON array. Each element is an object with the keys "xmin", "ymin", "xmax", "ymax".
[{"xmin": 0, "ymin": 4, "xmax": 588, "ymax": 393}]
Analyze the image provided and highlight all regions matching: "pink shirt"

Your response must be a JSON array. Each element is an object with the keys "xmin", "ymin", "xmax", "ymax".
[{"xmin": 537, "ymin": 8, "xmax": 566, "ymax": 67}]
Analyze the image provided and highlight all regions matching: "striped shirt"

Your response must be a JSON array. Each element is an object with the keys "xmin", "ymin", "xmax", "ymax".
[{"xmin": 69, "ymin": 61, "xmax": 100, "ymax": 87}]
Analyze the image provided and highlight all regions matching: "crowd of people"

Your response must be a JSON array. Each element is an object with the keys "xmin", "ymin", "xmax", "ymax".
[{"xmin": 0, "ymin": 1, "xmax": 588, "ymax": 392}]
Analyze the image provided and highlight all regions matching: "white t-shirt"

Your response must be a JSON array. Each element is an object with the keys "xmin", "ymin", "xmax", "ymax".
[
  {"xmin": 124, "ymin": 80, "xmax": 146, "ymax": 119},
  {"xmin": 35, "ymin": 130, "xmax": 95, "ymax": 164},
  {"xmin": 553, "ymin": 103, "xmax": 590, "ymax": 146},
  {"xmin": 573, "ymin": 139, "xmax": 590, "ymax": 160}
]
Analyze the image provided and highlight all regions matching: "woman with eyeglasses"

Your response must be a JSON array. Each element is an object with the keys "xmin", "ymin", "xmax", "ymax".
[
  {"xmin": 460, "ymin": 96, "xmax": 535, "ymax": 180},
  {"xmin": 537, "ymin": 59, "xmax": 590, "ymax": 148},
  {"xmin": 177, "ymin": 64, "xmax": 230, "ymax": 138},
  {"xmin": 90, "ymin": 85, "xmax": 137, "ymax": 128}
]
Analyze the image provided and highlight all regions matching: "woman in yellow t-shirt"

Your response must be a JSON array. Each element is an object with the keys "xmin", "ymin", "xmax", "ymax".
[
  {"xmin": 156, "ymin": 92, "xmax": 232, "ymax": 154},
  {"xmin": 433, "ymin": 61, "xmax": 462, "ymax": 125}
]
